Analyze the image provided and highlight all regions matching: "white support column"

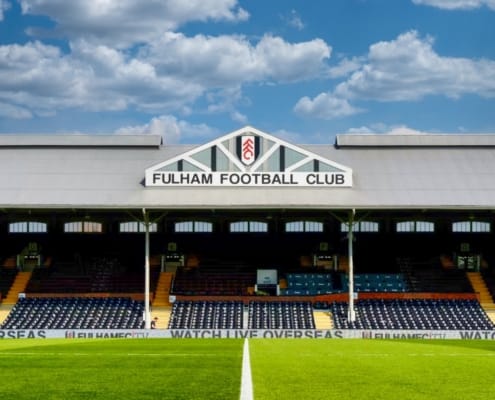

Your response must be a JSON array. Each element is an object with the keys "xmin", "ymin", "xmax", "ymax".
[
  {"xmin": 348, "ymin": 209, "xmax": 356, "ymax": 322},
  {"xmin": 143, "ymin": 208, "xmax": 151, "ymax": 329}
]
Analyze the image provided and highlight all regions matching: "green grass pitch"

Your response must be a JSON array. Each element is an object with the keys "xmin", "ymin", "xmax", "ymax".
[{"xmin": 1, "ymin": 339, "xmax": 495, "ymax": 400}]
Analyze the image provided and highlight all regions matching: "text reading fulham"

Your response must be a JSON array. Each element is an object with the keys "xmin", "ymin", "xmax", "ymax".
[{"xmin": 145, "ymin": 171, "xmax": 352, "ymax": 187}]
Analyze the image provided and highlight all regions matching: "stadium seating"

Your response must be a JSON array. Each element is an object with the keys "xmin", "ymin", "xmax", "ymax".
[
  {"xmin": 481, "ymin": 269, "xmax": 495, "ymax": 300},
  {"xmin": 1, "ymin": 297, "xmax": 144, "ymax": 329},
  {"xmin": 340, "ymin": 273, "xmax": 408, "ymax": 293},
  {"xmin": 398, "ymin": 258, "xmax": 472, "ymax": 293},
  {"xmin": 331, "ymin": 298, "xmax": 495, "ymax": 330},
  {"xmin": 281, "ymin": 272, "xmax": 408, "ymax": 295},
  {"xmin": 282, "ymin": 273, "xmax": 335, "ymax": 295},
  {"xmin": 172, "ymin": 268, "xmax": 256, "ymax": 296},
  {"xmin": 168, "ymin": 300, "xmax": 244, "ymax": 329},
  {"xmin": 248, "ymin": 301, "xmax": 315, "ymax": 329},
  {"xmin": 0, "ymin": 266, "xmax": 18, "ymax": 298},
  {"xmin": 25, "ymin": 260, "xmax": 160, "ymax": 294}
]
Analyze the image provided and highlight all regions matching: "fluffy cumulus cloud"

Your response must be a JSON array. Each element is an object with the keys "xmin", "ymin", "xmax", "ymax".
[
  {"xmin": 1, "ymin": 0, "xmax": 334, "ymax": 127},
  {"xmin": 115, "ymin": 115, "xmax": 218, "ymax": 144},
  {"xmin": 0, "ymin": 0, "xmax": 11, "ymax": 21},
  {"xmin": 0, "ymin": 40, "xmax": 203, "ymax": 115},
  {"xmin": 295, "ymin": 30, "xmax": 495, "ymax": 119},
  {"xmin": 0, "ymin": 30, "xmax": 331, "ymax": 118},
  {"xmin": 412, "ymin": 0, "xmax": 495, "ymax": 10},
  {"xmin": 294, "ymin": 94, "xmax": 362, "ymax": 119},
  {"xmin": 336, "ymin": 31, "xmax": 495, "ymax": 100},
  {"xmin": 346, "ymin": 124, "xmax": 429, "ymax": 135},
  {"xmin": 20, "ymin": 0, "xmax": 249, "ymax": 47},
  {"xmin": 142, "ymin": 33, "xmax": 331, "ymax": 85}
]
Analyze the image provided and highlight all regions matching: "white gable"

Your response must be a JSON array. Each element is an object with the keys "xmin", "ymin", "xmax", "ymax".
[{"xmin": 145, "ymin": 126, "xmax": 352, "ymax": 187}]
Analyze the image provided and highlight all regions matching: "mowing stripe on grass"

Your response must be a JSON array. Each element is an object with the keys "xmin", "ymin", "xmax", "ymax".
[
  {"xmin": 0, "ymin": 352, "xmax": 224, "ymax": 357},
  {"xmin": 240, "ymin": 339, "xmax": 253, "ymax": 400},
  {"xmin": 296, "ymin": 352, "xmax": 495, "ymax": 358}
]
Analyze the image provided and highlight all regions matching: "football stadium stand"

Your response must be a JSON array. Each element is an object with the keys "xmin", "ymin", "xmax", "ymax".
[{"xmin": 2, "ymin": 127, "xmax": 495, "ymax": 332}]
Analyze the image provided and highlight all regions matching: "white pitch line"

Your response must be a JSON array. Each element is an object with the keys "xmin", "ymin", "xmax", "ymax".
[{"xmin": 240, "ymin": 339, "xmax": 253, "ymax": 400}]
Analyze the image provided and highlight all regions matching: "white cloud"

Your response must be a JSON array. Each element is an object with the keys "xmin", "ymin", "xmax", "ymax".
[
  {"xmin": 0, "ymin": 30, "xmax": 332, "ymax": 120},
  {"xmin": 20, "ymin": 0, "xmax": 249, "ymax": 47},
  {"xmin": 294, "ymin": 93, "xmax": 363, "ymax": 119},
  {"xmin": 412, "ymin": 0, "xmax": 495, "ymax": 10},
  {"xmin": 283, "ymin": 9, "xmax": 305, "ymax": 30},
  {"xmin": 114, "ymin": 115, "xmax": 219, "ymax": 144},
  {"xmin": 0, "ymin": 40, "xmax": 203, "ymax": 116},
  {"xmin": 385, "ymin": 126, "xmax": 429, "ymax": 135},
  {"xmin": 143, "ymin": 33, "xmax": 331, "ymax": 85},
  {"xmin": 346, "ymin": 124, "xmax": 430, "ymax": 135},
  {"xmin": 0, "ymin": 0, "xmax": 11, "ymax": 21},
  {"xmin": 0, "ymin": 102, "xmax": 32, "ymax": 119},
  {"xmin": 327, "ymin": 57, "xmax": 363, "ymax": 79},
  {"xmin": 345, "ymin": 126, "xmax": 376, "ymax": 134},
  {"xmin": 336, "ymin": 30, "xmax": 495, "ymax": 101},
  {"xmin": 295, "ymin": 30, "xmax": 495, "ymax": 119}
]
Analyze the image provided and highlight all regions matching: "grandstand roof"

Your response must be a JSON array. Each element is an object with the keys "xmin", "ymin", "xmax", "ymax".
[
  {"xmin": 0, "ymin": 133, "xmax": 162, "ymax": 148},
  {"xmin": 335, "ymin": 133, "xmax": 495, "ymax": 147},
  {"xmin": 1, "ymin": 126, "xmax": 495, "ymax": 211}
]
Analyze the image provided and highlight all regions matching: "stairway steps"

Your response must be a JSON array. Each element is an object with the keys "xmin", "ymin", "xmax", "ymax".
[
  {"xmin": 2, "ymin": 272, "xmax": 32, "ymax": 305},
  {"xmin": 152, "ymin": 272, "xmax": 174, "ymax": 307},
  {"xmin": 467, "ymin": 272, "xmax": 495, "ymax": 323},
  {"xmin": 313, "ymin": 311, "xmax": 333, "ymax": 329}
]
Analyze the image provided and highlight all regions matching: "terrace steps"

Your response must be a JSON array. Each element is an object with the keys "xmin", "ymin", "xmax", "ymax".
[
  {"xmin": 0, "ymin": 305, "xmax": 13, "ymax": 325},
  {"xmin": 152, "ymin": 272, "xmax": 174, "ymax": 307},
  {"xmin": 152, "ymin": 306, "xmax": 172, "ymax": 329},
  {"xmin": 313, "ymin": 311, "xmax": 333, "ymax": 329},
  {"xmin": 467, "ymin": 272, "xmax": 495, "ymax": 323},
  {"xmin": 2, "ymin": 272, "xmax": 32, "ymax": 305}
]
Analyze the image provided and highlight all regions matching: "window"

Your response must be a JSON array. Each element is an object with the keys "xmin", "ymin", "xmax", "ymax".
[
  {"xmin": 452, "ymin": 221, "xmax": 490, "ymax": 233},
  {"xmin": 230, "ymin": 221, "xmax": 268, "ymax": 233},
  {"xmin": 9, "ymin": 221, "xmax": 47, "ymax": 233},
  {"xmin": 285, "ymin": 221, "xmax": 323, "ymax": 232},
  {"xmin": 119, "ymin": 221, "xmax": 157, "ymax": 233},
  {"xmin": 396, "ymin": 221, "xmax": 434, "ymax": 233},
  {"xmin": 64, "ymin": 221, "xmax": 103, "ymax": 233},
  {"xmin": 341, "ymin": 221, "xmax": 379, "ymax": 233},
  {"xmin": 174, "ymin": 221, "xmax": 213, "ymax": 233}
]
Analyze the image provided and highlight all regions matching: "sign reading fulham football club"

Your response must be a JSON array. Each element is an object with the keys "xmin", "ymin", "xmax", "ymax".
[{"xmin": 145, "ymin": 126, "xmax": 352, "ymax": 187}]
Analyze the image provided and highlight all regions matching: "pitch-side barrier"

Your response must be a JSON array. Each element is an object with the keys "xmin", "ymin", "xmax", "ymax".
[{"xmin": 1, "ymin": 329, "xmax": 495, "ymax": 340}]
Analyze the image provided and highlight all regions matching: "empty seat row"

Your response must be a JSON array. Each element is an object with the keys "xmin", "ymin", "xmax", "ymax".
[
  {"xmin": 331, "ymin": 299, "xmax": 494, "ymax": 330},
  {"xmin": 168, "ymin": 300, "xmax": 244, "ymax": 329},
  {"xmin": 248, "ymin": 301, "xmax": 315, "ymax": 329},
  {"xmin": 1, "ymin": 297, "xmax": 144, "ymax": 329}
]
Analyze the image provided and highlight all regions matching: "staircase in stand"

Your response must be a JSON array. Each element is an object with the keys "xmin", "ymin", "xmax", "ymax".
[
  {"xmin": 467, "ymin": 272, "xmax": 495, "ymax": 324},
  {"xmin": 153, "ymin": 272, "xmax": 174, "ymax": 307},
  {"xmin": 2, "ymin": 271, "xmax": 32, "ymax": 305},
  {"xmin": 151, "ymin": 307, "xmax": 172, "ymax": 329},
  {"xmin": 0, "ymin": 305, "xmax": 13, "ymax": 325},
  {"xmin": 313, "ymin": 311, "xmax": 333, "ymax": 329},
  {"xmin": 150, "ymin": 272, "xmax": 175, "ymax": 328}
]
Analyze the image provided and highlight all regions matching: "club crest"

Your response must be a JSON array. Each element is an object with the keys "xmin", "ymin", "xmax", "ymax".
[{"xmin": 237, "ymin": 135, "xmax": 259, "ymax": 166}]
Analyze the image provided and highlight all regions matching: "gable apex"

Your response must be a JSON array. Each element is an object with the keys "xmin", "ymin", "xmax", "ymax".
[{"xmin": 145, "ymin": 126, "xmax": 352, "ymax": 187}]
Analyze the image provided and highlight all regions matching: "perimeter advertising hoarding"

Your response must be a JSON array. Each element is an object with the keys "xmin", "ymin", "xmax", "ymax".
[{"xmin": 2, "ymin": 329, "xmax": 495, "ymax": 340}]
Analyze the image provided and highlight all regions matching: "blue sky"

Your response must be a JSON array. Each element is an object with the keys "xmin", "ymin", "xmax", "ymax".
[{"xmin": 0, "ymin": 0, "xmax": 494, "ymax": 144}]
